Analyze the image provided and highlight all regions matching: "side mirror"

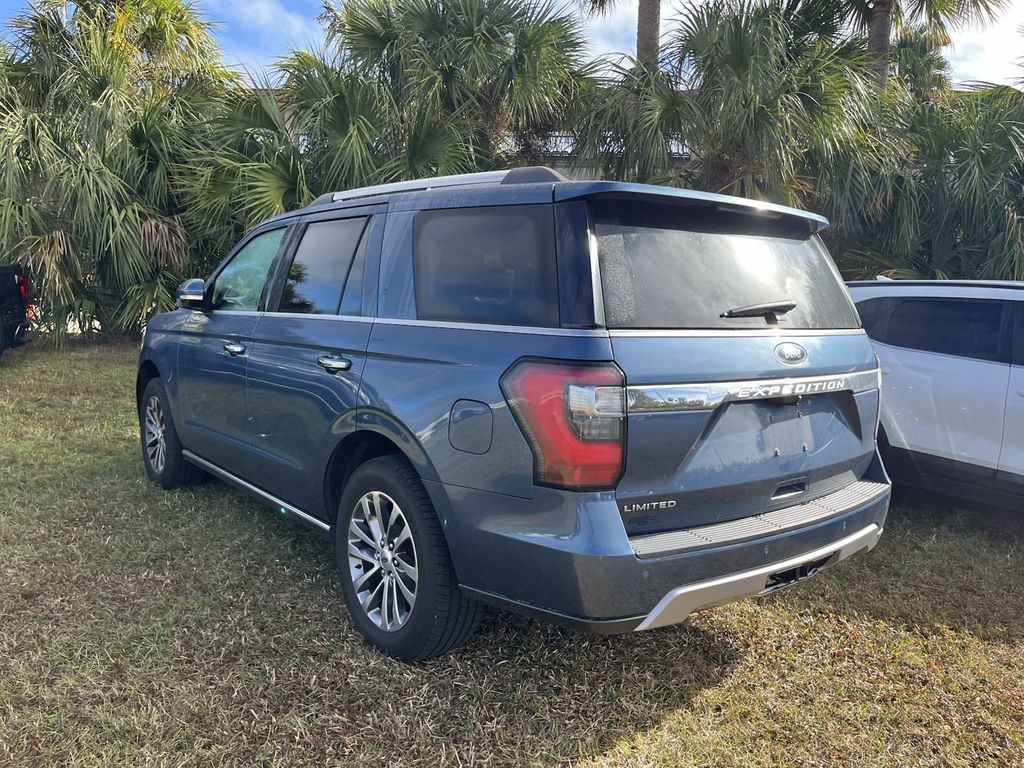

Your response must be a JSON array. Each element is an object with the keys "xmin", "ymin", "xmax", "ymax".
[{"xmin": 176, "ymin": 278, "xmax": 207, "ymax": 310}]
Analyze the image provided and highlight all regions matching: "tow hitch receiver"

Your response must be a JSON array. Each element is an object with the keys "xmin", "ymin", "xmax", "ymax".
[{"xmin": 760, "ymin": 553, "xmax": 837, "ymax": 595}]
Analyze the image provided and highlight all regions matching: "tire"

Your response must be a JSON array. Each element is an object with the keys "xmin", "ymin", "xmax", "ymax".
[
  {"xmin": 0, "ymin": 323, "xmax": 6, "ymax": 360},
  {"xmin": 139, "ymin": 378, "xmax": 204, "ymax": 489},
  {"xmin": 336, "ymin": 455, "xmax": 480, "ymax": 661}
]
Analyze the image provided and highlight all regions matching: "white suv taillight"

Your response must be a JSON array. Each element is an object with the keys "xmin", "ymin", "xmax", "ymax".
[{"xmin": 501, "ymin": 360, "xmax": 625, "ymax": 490}]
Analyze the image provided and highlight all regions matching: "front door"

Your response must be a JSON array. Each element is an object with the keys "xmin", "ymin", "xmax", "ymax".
[
  {"xmin": 177, "ymin": 226, "xmax": 289, "ymax": 472},
  {"xmin": 245, "ymin": 210, "xmax": 380, "ymax": 519}
]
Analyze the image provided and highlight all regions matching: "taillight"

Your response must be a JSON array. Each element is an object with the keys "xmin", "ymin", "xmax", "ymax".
[
  {"xmin": 16, "ymin": 274, "xmax": 29, "ymax": 307},
  {"xmin": 501, "ymin": 359, "xmax": 625, "ymax": 490}
]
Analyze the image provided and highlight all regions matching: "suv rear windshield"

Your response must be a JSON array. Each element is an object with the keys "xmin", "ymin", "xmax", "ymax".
[{"xmin": 591, "ymin": 200, "xmax": 859, "ymax": 330}]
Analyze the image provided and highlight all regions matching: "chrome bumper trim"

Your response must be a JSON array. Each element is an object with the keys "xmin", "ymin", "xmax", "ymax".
[
  {"xmin": 626, "ymin": 368, "xmax": 880, "ymax": 413},
  {"xmin": 630, "ymin": 479, "xmax": 889, "ymax": 557},
  {"xmin": 182, "ymin": 450, "xmax": 331, "ymax": 532},
  {"xmin": 635, "ymin": 523, "xmax": 881, "ymax": 631}
]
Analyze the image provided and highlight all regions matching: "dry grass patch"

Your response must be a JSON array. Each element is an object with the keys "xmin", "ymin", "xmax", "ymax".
[{"xmin": 1, "ymin": 343, "xmax": 1022, "ymax": 767}]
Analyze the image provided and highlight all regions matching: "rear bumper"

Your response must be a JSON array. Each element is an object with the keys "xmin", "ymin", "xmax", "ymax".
[
  {"xmin": 635, "ymin": 522, "xmax": 880, "ymax": 631},
  {"xmin": 431, "ymin": 458, "xmax": 890, "ymax": 633}
]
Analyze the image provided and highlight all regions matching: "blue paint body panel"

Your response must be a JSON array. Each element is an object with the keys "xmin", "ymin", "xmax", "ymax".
[{"xmin": 138, "ymin": 175, "xmax": 889, "ymax": 630}]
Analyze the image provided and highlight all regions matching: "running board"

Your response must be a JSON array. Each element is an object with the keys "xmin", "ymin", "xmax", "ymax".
[{"xmin": 182, "ymin": 450, "xmax": 331, "ymax": 532}]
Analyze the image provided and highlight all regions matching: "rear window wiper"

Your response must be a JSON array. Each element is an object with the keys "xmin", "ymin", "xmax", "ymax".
[{"xmin": 720, "ymin": 300, "xmax": 797, "ymax": 323}]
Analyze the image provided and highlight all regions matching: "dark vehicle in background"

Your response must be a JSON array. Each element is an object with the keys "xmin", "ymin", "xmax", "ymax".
[
  {"xmin": 849, "ymin": 279, "xmax": 1024, "ymax": 509},
  {"xmin": 137, "ymin": 167, "xmax": 890, "ymax": 661},
  {"xmin": 0, "ymin": 264, "xmax": 30, "ymax": 358}
]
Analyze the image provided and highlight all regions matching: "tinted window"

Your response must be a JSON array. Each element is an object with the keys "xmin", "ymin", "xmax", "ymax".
[
  {"xmin": 213, "ymin": 228, "xmax": 286, "ymax": 311},
  {"xmin": 278, "ymin": 218, "xmax": 368, "ymax": 314},
  {"xmin": 854, "ymin": 297, "xmax": 891, "ymax": 338},
  {"xmin": 414, "ymin": 205, "xmax": 559, "ymax": 327},
  {"xmin": 592, "ymin": 201, "xmax": 859, "ymax": 330},
  {"xmin": 340, "ymin": 226, "xmax": 369, "ymax": 316},
  {"xmin": 886, "ymin": 298, "xmax": 1007, "ymax": 362}
]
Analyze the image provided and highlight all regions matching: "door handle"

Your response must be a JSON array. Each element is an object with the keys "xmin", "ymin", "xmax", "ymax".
[
  {"xmin": 223, "ymin": 342, "xmax": 246, "ymax": 356},
  {"xmin": 318, "ymin": 355, "xmax": 352, "ymax": 373},
  {"xmin": 881, "ymin": 368, "xmax": 893, "ymax": 375},
  {"xmin": 1017, "ymin": 391, "xmax": 1024, "ymax": 398}
]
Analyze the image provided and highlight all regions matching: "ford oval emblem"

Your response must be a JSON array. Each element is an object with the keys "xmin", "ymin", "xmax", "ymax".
[{"xmin": 775, "ymin": 342, "xmax": 807, "ymax": 365}]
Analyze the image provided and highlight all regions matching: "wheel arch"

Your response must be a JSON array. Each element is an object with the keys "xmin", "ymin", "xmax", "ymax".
[
  {"xmin": 323, "ymin": 411, "xmax": 440, "ymax": 524},
  {"xmin": 136, "ymin": 359, "xmax": 161, "ymax": 409}
]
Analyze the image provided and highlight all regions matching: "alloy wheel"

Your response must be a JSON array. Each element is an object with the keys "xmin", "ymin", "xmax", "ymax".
[
  {"xmin": 144, "ymin": 395, "xmax": 166, "ymax": 475},
  {"xmin": 347, "ymin": 491, "xmax": 418, "ymax": 631}
]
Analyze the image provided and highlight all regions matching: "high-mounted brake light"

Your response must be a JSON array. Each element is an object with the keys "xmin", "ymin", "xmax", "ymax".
[{"xmin": 501, "ymin": 360, "xmax": 625, "ymax": 490}]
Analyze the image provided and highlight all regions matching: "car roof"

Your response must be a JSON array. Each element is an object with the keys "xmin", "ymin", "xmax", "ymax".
[{"xmin": 258, "ymin": 168, "xmax": 829, "ymax": 236}]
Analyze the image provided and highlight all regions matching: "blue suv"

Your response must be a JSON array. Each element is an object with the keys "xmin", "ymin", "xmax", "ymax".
[{"xmin": 137, "ymin": 167, "xmax": 891, "ymax": 661}]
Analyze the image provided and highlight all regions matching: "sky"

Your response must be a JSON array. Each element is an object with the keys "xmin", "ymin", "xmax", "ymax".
[{"xmin": 0, "ymin": 0, "xmax": 1020, "ymax": 86}]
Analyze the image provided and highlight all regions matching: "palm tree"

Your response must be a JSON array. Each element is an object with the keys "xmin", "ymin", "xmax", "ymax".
[
  {"xmin": 324, "ymin": 0, "xmax": 589, "ymax": 162},
  {"xmin": 180, "ymin": 0, "xmax": 589, "ymax": 234},
  {"xmin": 576, "ymin": 0, "xmax": 881, "ymax": 203},
  {"xmin": 0, "ymin": 0, "xmax": 232, "ymax": 338},
  {"xmin": 853, "ymin": 0, "xmax": 1007, "ymax": 86},
  {"xmin": 581, "ymin": 0, "xmax": 662, "ymax": 66},
  {"xmin": 837, "ymin": 83, "xmax": 1024, "ymax": 280},
  {"xmin": 891, "ymin": 24, "xmax": 952, "ymax": 98}
]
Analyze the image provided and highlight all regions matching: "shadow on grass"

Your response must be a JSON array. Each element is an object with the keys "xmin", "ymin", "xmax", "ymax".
[
  {"xmin": 777, "ymin": 491, "xmax": 1024, "ymax": 642},
  {"xmin": 111, "ymin": 479, "xmax": 744, "ymax": 765}
]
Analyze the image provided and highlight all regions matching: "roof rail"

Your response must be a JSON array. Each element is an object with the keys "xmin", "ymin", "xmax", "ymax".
[{"xmin": 312, "ymin": 166, "xmax": 567, "ymax": 206}]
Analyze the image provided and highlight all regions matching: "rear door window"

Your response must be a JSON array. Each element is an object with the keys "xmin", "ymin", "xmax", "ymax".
[
  {"xmin": 592, "ymin": 200, "xmax": 859, "ymax": 330},
  {"xmin": 277, "ymin": 217, "xmax": 368, "ymax": 315},
  {"xmin": 413, "ymin": 205, "xmax": 559, "ymax": 327},
  {"xmin": 885, "ymin": 298, "xmax": 1009, "ymax": 362}
]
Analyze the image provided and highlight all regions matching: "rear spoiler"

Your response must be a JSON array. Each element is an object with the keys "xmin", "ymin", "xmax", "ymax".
[{"xmin": 554, "ymin": 182, "xmax": 829, "ymax": 237}]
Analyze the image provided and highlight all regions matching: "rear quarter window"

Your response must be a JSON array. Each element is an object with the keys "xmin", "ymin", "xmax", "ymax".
[
  {"xmin": 413, "ymin": 205, "xmax": 559, "ymax": 327},
  {"xmin": 592, "ymin": 200, "xmax": 859, "ymax": 330}
]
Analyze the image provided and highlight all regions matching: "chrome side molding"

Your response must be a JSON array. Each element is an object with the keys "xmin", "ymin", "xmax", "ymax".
[
  {"xmin": 182, "ymin": 450, "xmax": 331, "ymax": 532},
  {"xmin": 627, "ymin": 368, "xmax": 880, "ymax": 413}
]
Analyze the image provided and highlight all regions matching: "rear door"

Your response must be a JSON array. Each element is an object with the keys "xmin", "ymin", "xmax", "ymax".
[
  {"xmin": 585, "ymin": 197, "xmax": 881, "ymax": 536},
  {"xmin": 997, "ymin": 301, "xmax": 1024, "ymax": 492},
  {"xmin": 244, "ymin": 206, "xmax": 380, "ymax": 518},
  {"xmin": 872, "ymin": 297, "xmax": 1011, "ymax": 485}
]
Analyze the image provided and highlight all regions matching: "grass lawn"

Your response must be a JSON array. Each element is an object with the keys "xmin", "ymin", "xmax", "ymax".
[{"xmin": 1, "ymin": 343, "xmax": 1022, "ymax": 767}]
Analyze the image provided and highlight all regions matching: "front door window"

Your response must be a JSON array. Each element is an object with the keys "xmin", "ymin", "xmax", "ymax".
[{"xmin": 212, "ymin": 228, "xmax": 287, "ymax": 311}]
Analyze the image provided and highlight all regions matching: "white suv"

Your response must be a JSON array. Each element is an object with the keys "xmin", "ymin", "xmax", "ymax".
[{"xmin": 847, "ymin": 279, "xmax": 1024, "ymax": 507}]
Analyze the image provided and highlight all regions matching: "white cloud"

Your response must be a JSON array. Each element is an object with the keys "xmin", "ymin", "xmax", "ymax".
[
  {"xmin": 945, "ymin": 0, "xmax": 1023, "ymax": 86},
  {"xmin": 582, "ymin": 0, "xmax": 677, "ymax": 60},
  {"xmin": 582, "ymin": 2, "xmax": 636, "ymax": 60},
  {"xmin": 202, "ymin": 0, "xmax": 326, "ymax": 71}
]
